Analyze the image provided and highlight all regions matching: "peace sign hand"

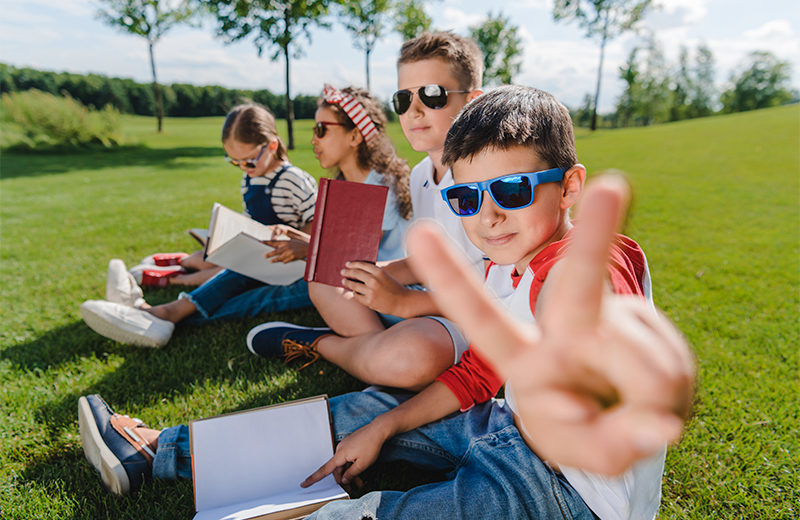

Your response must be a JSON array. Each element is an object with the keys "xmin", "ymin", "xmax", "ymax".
[{"xmin": 406, "ymin": 175, "xmax": 694, "ymax": 475}]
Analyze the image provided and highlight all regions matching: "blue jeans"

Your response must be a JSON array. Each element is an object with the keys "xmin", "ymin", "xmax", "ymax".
[
  {"xmin": 153, "ymin": 392, "xmax": 596, "ymax": 519},
  {"xmin": 179, "ymin": 269, "xmax": 311, "ymax": 325}
]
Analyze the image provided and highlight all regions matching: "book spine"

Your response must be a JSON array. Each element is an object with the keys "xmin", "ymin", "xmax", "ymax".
[{"xmin": 304, "ymin": 178, "xmax": 329, "ymax": 282}]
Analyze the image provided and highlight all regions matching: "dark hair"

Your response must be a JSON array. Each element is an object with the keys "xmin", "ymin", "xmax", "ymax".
[
  {"xmin": 221, "ymin": 103, "xmax": 288, "ymax": 161},
  {"xmin": 442, "ymin": 85, "xmax": 577, "ymax": 171},
  {"xmin": 398, "ymin": 31, "xmax": 483, "ymax": 91},
  {"xmin": 319, "ymin": 87, "xmax": 412, "ymax": 220}
]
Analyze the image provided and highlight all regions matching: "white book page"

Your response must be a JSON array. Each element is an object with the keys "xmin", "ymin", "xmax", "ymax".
[
  {"xmin": 207, "ymin": 204, "xmax": 276, "ymax": 256},
  {"xmin": 205, "ymin": 234, "xmax": 305, "ymax": 286},
  {"xmin": 192, "ymin": 475, "xmax": 347, "ymax": 520},
  {"xmin": 191, "ymin": 398, "xmax": 343, "ymax": 514}
]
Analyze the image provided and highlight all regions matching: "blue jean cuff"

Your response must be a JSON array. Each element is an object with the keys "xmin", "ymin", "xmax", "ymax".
[
  {"xmin": 152, "ymin": 424, "xmax": 192, "ymax": 481},
  {"xmin": 178, "ymin": 291, "xmax": 211, "ymax": 319}
]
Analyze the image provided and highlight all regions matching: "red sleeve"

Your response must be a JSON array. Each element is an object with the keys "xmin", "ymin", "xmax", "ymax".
[
  {"xmin": 529, "ymin": 233, "xmax": 647, "ymax": 315},
  {"xmin": 436, "ymin": 348, "xmax": 504, "ymax": 412}
]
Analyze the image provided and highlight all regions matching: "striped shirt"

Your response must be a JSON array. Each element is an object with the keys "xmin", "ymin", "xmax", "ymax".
[{"xmin": 240, "ymin": 161, "xmax": 317, "ymax": 229}]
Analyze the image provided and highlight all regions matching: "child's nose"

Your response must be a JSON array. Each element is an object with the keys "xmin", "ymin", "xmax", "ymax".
[{"xmin": 479, "ymin": 192, "xmax": 504, "ymax": 225}]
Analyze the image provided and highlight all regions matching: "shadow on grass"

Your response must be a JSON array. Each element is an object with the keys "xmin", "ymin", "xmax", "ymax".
[{"xmin": 0, "ymin": 146, "xmax": 221, "ymax": 179}]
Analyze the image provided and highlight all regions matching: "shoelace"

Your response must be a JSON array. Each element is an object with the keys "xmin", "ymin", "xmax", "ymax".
[{"xmin": 282, "ymin": 339, "xmax": 321, "ymax": 370}]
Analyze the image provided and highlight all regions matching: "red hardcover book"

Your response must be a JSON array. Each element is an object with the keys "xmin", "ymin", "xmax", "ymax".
[{"xmin": 304, "ymin": 178, "xmax": 388, "ymax": 288}]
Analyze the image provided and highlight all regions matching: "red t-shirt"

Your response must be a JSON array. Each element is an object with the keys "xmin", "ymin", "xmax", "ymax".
[{"xmin": 436, "ymin": 227, "xmax": 648, "ymax": 411}]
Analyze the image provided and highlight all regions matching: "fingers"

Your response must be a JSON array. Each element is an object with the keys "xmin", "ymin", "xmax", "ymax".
[
  {"xmin": 545, "ymin": 176, "xmax": 630, "ymax": 333},
  {"xmin": 406, "ymin": 222, "xmax": 539, "ymax": 373},
  {"xmin": 301, "ymin": 454, "xmax": 342, "ymax": 488}
]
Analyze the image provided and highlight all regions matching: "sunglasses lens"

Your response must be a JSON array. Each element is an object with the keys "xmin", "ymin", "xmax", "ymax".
[
  {"xmin": 445, "ymin": 186, "xmax": 481, "ymax": 216},
  {"xmin": 313, "ymin": 123, "xmax": 326, "ymax": 139},
  {"xmin": 392, "ymin": 91, "xmax": 412, "ymax": 115},
  {"xmin": 490, "ymin": 175, "xmax": 532, "ymax": 209},
  {"xmin": 419, "ymin": 84, "xmax": 448, "ymax": 110}
]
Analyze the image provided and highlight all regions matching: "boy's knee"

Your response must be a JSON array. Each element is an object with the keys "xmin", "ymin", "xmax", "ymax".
[{"xmin": 363, "ymin": 327, "xmax": 454, "ymax": 389}]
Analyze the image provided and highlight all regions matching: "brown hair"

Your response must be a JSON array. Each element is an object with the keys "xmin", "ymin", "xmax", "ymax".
[
  {"xmin": 319, "ymin": 87, "xmax": 412, "ymax": 220},
  {"xmin": 442, "ymin": 85, "xmax": 577, "ymax": 174},
  {"xmin": 221, "ymin": 103, "xmax": 288, "ymax": 161},
  {"xmin": 398, "ymin": 31, "xmax": 484, "ymax": 91}
]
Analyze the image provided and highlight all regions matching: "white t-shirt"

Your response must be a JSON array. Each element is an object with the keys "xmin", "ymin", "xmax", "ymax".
[
  {"xmin": 409, "ymin": 156, "xmax": 486, "ymax": 275},
  {"xmin": 486, "ymin": 260, "xmax": 666, "ymax": 520}
]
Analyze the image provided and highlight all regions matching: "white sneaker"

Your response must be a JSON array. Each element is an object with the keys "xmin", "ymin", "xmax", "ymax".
[
  {"xmin": 128, "ymin": 263, "xmax": 183, "ymax": 285},
  {"xmin": 106, "ymin": 260, "xmax": 145, "ymax": 308},
  {"xmin": 80, "ymin": 300, "xmax": 174, "ymax": 348}
]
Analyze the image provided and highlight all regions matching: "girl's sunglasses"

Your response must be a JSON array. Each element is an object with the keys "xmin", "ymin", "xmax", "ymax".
[
  {"xmin": 225, "ymin": 144, "xmax": 268, "ymax": 169},
  {"xmin": 313, "ymin": 121, "xmax": 346, "ymax": 139},
  {"xmin": 392, "ymin": 84, "xmax": 469, "ymax": 115},
  {"xmin": 441, "ymin": 168, "xmax": 566, "ymax": 217}
]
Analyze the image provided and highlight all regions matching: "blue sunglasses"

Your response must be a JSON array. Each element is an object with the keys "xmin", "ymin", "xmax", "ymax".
[{"xmin": 441, "ymin": 168, "xmax": 565, "ymax": 217}]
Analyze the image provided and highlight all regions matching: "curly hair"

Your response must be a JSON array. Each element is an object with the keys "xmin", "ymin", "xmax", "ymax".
[{"xmin": 318, "ymin": 87, "xmax": 412, "ymax": 220}]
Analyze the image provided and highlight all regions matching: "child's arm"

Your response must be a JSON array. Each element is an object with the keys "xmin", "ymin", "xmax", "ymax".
[
  {"xmin": 302, "ymin": 381, "xmax": 460, "ymax": 490},
  {"xmin": 407, "ymin": 176, "xmax": 695, "ymax": 476}
]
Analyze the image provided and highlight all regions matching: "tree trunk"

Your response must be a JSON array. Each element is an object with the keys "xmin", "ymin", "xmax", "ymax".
[
  {"xmin": 284, "ymin": 42, "xmax": 294, "ymax": 150},
  {"xmin": 366, "ymin": 48, "xmax": 371, "ymax": 91},
  {"xmin": 149, "ymin": 41, "xmax": 164, "ymax": 133},
  {"xmin": 591, "ymin": 34, "xmax": 606, "ymax": 132}
]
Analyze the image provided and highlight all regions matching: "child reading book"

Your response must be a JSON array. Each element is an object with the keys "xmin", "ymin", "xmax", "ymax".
[
  {"xmin": 80, "ymin": 88, "xmax": 412, "ymax": 349},
  {"xmin": 80, "ymin": 102, "xmax": 318, "ymax": 347},
  {"xmin": 77, "ymin": 86, "xmax": 694, "ymax": 520},
  {"xmin": 246, "ymin": 32, "xmax": 487, "ymax": 392}
]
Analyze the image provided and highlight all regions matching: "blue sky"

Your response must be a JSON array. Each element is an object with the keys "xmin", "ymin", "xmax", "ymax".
[{"xmin": 1, "ymin": 0, "xmax": 798, "ymax": 112}]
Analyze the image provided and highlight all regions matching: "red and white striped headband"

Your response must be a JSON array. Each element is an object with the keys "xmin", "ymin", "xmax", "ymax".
[{"xmin": 322, "ymin": 84, "xmax": 378, "ymax": 147}]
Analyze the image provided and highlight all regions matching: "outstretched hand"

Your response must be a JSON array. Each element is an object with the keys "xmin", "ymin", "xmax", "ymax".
[{"xmin": 406, "ymin": 175, "xmax": 695, "ymax": 475}]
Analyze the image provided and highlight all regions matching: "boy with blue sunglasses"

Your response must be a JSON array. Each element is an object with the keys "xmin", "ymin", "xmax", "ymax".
[{"xmin": 293, "ymin": 85, "xmax": 694, "ymax": 519}]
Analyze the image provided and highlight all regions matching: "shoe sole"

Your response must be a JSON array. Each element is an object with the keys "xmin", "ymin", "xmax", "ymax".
[
  {"xmin": 78, "ymin": 397, "xmax": 130, "ymax": 495},
  {"xmin": 80, "ymin": 305, "xmax": 167, "ymax": 348},
  {"xmin": 246, "ymin": 322, "xmax": 332, "ymax": 355}
]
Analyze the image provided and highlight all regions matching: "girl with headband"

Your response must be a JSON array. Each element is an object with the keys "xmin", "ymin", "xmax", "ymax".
[{"xmin": 246, "ymin": 85, "xmax": 414, "ymax": 362}]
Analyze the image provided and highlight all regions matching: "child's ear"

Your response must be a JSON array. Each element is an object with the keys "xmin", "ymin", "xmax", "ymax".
[
  {"xmin": 560, "ymin": 164, "xmax": 586, "ymax": 210},
  {"xmin": 349, "ymin": 128, "xmax": 364, "ymax": 148},
  {"xmin": 268, "ymin": 139, "xmax": 279, "ymax": 153},
  {"xmin": 466, "ymin": 89, "xmax": 483, "ymax": 103}
]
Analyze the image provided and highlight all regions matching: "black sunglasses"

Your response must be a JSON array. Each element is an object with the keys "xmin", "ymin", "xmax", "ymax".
[
  {"xmin": 225, "ymin": 144, "xmax": 268, "ymax": 169},
  {"xmin": 392, "ymin": 84, "xmax": 469, "ymax": 115},
  {"xmin": 313, "ymin": 121, "xmax": 346, "ymax": 139}
]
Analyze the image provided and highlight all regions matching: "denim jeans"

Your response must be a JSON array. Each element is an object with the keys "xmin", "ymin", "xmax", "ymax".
[
  {"xmin": 153, "ymin": 392, "xmax": 596, "ymax": 519},
  {"xmin": 178, "ymin": 269, "xmax": 312, "ymax": 325}
]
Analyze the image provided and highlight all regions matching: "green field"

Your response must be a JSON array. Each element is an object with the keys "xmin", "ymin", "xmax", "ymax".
[{"xmin": 1, "ymin": 107, "xmax": 798, "ymax": 518}]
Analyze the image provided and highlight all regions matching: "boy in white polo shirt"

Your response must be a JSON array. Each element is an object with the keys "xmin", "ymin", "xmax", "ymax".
[{"xmin": 247, "ymin": 32, "xmax": 488, "ymax": 391}]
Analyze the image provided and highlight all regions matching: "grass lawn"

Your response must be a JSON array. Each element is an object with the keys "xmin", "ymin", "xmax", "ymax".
[{"xmin": 1, "ymin": 106, "xmax": 798, "ymax": 518}]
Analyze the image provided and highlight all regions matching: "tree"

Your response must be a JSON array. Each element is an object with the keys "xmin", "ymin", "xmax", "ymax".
[
  {"xmin": 669, "ymin": 46, "xmax": 691, "ymax": 122},
  {"xmin": 205, "ymin": 0, "xmax": 332, "ymax": 149},
  {"xmin": 615, "ymin": 38, "xmax": 670, "ymax": 127},
  {"xmin": 338, "ymin": 0, "xmax": 392, "ymax": 91},
  {"xmin": 553, "ymin": 0, "xmax": 655, "ymax": 131},
  {"xmin": 468, "ymin": 12, "xmax": 523, "ymax": 86},
  {"xmin": 721, "ymin": 51, "xmax": 793, "ymax": 114},
  {"xmin": 688, "ymin": 43, "xmax": 716, "ymax": 118},
  {"xmin": 393, "ymin": 0, "xmax": 432, "ymax": 41},
  {"xmin": 96, "ymin": 0, "xmax": 196, "ymax": 132}
]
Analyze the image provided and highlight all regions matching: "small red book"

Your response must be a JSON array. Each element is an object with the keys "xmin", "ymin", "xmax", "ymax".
[{"xmin": 304, "ymin": 178, "xmax": 388, "ymax": 288}]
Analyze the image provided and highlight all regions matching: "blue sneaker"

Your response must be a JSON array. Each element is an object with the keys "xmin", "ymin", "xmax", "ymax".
[
  {"xmin": 78, "ymin": 394, "xmax": 154, "ymax": 495},
  {"xmin": 247, "ymin": 322, "xmax": 333, "ymax": 369}
]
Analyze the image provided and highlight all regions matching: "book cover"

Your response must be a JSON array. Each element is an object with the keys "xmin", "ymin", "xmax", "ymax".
[
  {"xmin": 304, "ymin": 179, "xmax": 388, "ymax": 288},
  {"xmin": 189, "ymin": 396, "xmax": 348, "ymax": 520},
  {"xmin": 203, "ymin": 203, "xmax": 305, "ymax": 286}
]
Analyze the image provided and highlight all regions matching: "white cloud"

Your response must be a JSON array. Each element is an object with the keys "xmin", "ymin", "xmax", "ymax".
[
  {"xmin": 439, "ymin": 7, "xmax": 485, "ymax": 32},
  {"xmin": 658, "ymin": 0, "xmax": 710, "ymax": 24}
]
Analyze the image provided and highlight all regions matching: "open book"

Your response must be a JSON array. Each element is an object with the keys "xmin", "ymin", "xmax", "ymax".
[
  {"xmin": 189, "ymin": 396, "xmax": 349, "ymax": 520},
  {"xmin": 203, "ymin": 203, "xmax": 306, "ymax": 286}
]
